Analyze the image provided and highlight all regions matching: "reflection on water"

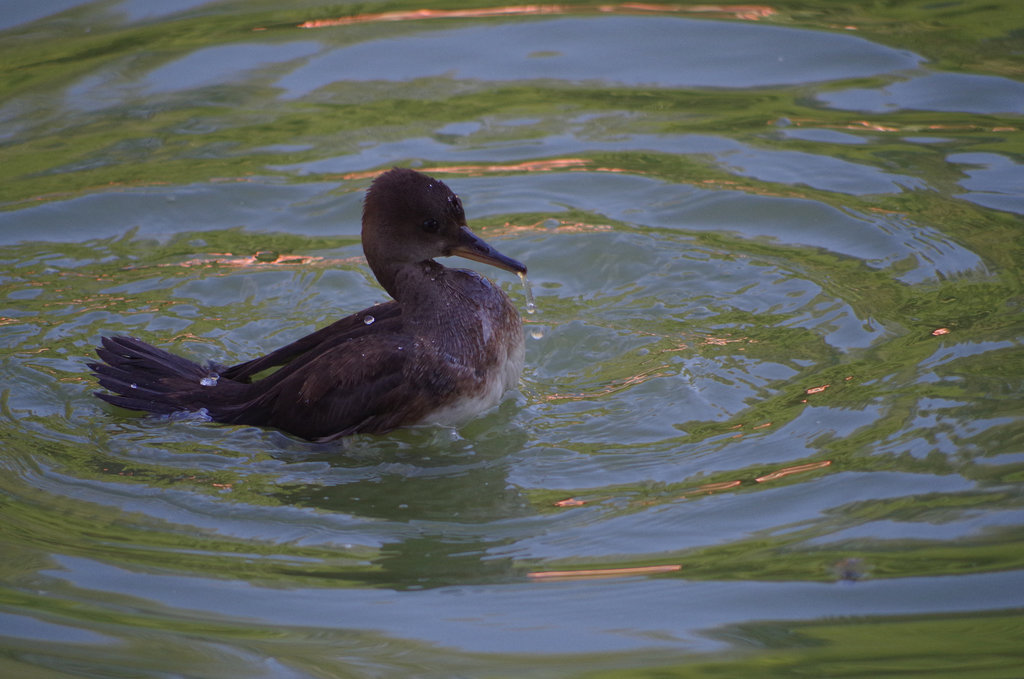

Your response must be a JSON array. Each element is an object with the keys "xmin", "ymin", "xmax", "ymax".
[
  {"xmin": 819, "ymin": 72, "xmax": 1024, "ymax": 114},
  {"xmin": 277, "ymin": 16, "xmax": 921, "ymax": 96},
  {"xmin": 2, "ymin": 1, "xmax": 1023, "ymax": 676}
]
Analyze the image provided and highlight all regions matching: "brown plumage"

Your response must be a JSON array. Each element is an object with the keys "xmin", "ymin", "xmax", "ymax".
[{"xmin": 89, "ymin": 168, "xmax": 526, "ymax": 441}]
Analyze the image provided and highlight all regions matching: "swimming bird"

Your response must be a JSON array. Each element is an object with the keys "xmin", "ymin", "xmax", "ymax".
[{"xmin": 89, "ymin": 168, "xmax": 526, "ymax": 441}]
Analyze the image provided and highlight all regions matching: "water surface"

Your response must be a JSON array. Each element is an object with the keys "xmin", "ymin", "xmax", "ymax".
[{"xmin": 1, "ymin": 1, "xmax": 1023, "ymax": 676}]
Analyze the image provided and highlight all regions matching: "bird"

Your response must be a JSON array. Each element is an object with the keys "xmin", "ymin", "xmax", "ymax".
[{"xmin": 89, "ymin": 167, "xmax": 527, "ymax": 441}]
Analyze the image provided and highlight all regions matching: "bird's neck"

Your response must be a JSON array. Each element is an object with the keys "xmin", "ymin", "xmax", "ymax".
[{"xmin": 375, "ymin": 259, "xmax": 448, "ymax": 306}]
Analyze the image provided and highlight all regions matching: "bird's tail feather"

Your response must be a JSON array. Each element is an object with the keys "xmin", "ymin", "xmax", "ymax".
[{"xmin": 89, "ymin": 336, "xmax": 238, "ymax": 416}]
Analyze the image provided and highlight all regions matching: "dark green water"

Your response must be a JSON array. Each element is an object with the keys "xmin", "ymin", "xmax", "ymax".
[{"xmin": 2, "ymin": 1, "xmax": 1023, "ymax": 677}]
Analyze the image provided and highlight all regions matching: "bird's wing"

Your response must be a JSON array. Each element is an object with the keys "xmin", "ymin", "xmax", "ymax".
[
  {"xmin": 220, "ymin": 301, "xmax": 402, "ymax": 382},
  {"xmin": 226, "ymin": 335, "xmax": 467, "ymax": 441}
]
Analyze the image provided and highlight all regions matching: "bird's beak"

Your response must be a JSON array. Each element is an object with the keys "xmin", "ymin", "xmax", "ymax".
[{"xmin": 448, "ymin": 226, "xmax": 527, "ymax": 275}]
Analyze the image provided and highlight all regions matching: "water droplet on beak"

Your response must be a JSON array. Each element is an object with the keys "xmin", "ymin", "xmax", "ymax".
[{"xmin": 517, "ymin": 271, "xmax": 536, "ymax": 314}]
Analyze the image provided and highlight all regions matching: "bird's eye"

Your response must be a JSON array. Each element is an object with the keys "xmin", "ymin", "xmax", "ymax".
[{"xmin": 421, "ymin": 218, "xmax": 440, "ymax": 233}]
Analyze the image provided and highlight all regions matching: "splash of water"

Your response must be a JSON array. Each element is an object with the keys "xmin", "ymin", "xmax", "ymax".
[{"xmin": 518, "ymin": 271, "xmax": 536, "ymax": 315}]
